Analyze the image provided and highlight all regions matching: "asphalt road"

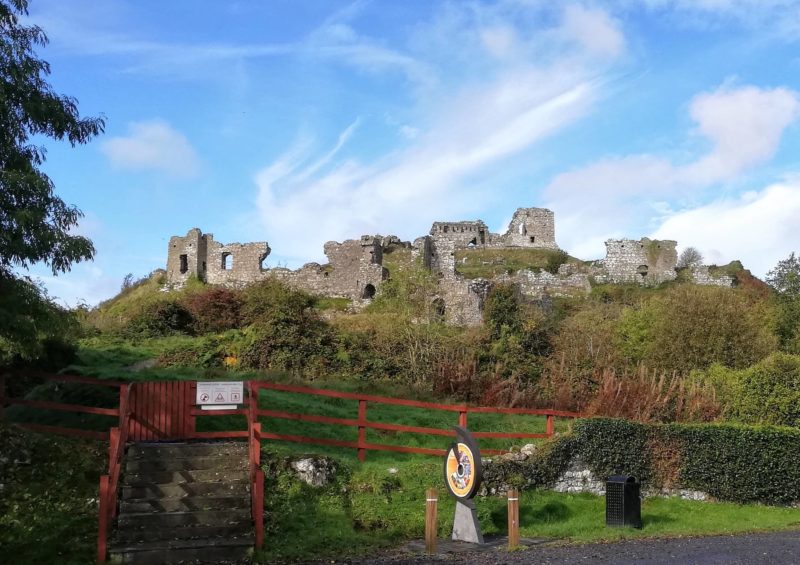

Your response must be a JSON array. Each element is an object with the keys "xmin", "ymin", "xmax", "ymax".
[{"xmin": 330, "ymin": 531, "xmax": 800, "ymax": 565}]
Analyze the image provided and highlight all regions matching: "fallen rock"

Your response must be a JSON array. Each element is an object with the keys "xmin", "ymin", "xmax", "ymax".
[{"xmin": 288, "ymin": 456, "xmax": 338, "ymax": 487}]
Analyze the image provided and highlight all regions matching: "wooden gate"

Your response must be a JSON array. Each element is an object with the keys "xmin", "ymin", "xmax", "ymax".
[{"xmin": 128, "ymin": 381, "xmax": 195, "ymax": 441}]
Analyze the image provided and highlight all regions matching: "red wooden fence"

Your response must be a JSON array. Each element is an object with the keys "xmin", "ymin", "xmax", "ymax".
[{"xmin": 0, "ymin": 374, "xmax": 584, "ymax": 563}]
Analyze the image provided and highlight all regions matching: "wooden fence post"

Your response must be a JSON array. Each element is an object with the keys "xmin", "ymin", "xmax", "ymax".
[
  {"xmin": 97, "ymin": 475, "xmax": 110, "ymax": 563},
  {"xmin": 108, "ymin": 428, "xmax": 120, "ymax": 473},
  {"xmin": 0, "ymin": 373, "xmax": 5, "ymax": 420},
  {"xmin": 254, "ymin": 469, "xmax": 265, "ymax": 550},
  {"xmin": 459, "ymin": 410, "xmax": 467, "ymax": 428},
  {"xmin": 358, "ymin": 399, "xmax": 367, "ymax": 462},
  {"xmin": 425, "ymin": 488, "xmax": 438, "ymax": 554},
  {"xmin": 508, "ymin": 488, "xmax": 519, "ymax": 549},
  {"xmin": 546, "ymin": 414, "xmax": 554, "ymax": 436}
]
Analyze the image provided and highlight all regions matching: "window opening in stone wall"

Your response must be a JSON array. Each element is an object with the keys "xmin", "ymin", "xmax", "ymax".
[
  {"xmin": 433, "ymin": 298, "xmax": 446, "ymax": 320},
  {"xmin": 529, "ymin": 236, "xmax": 535, "ymax": 243},
  {"xmin": 519, "ymin": 224, "xmax": 527, "ymax": 235},
  {"xmin": 179, "ymin": 254, "xmax": 188, "ymax": 274},
  {"xmin": 369, "ymin": 251, "xmax": 376, "ymax": 264},
  {"xmin": 468, "ymin": 238, "xmax": 477, "ymax": 248},
  {"xmin": 222, "ymin": 253, "xmax": 233, "ymax": 270},
  {"xmin": 202, "ymin": 261, "xmax": 206, "ymax": 271},
  {"xmin": 637, "ymin": 264, "xmax": 649, "ymax": 277},
  {"xmin": 443, "ymin": 225, "xmax": 449, "ymax": 233},
  {"xmin": 479, "ymin": 229, "xmax": 486, "ymax": 244},
  {"xmin": 362, "ymin": 283, "xmax": 376, "ymax": 300}
]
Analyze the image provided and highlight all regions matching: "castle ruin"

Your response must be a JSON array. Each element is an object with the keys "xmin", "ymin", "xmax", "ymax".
[{"xmin": 165, "ymin": 206, "xmax": 733, "ymax": 325}]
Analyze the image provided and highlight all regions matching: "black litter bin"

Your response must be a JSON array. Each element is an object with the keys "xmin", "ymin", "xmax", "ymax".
[{"xmin": 606, "ymin": 475, "xmax": 642, "ymax": 528}]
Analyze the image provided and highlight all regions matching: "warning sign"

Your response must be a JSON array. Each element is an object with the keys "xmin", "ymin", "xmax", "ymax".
[{"xmin": 196, "ymin": 381, "xmax": 244, "ymax": 406}]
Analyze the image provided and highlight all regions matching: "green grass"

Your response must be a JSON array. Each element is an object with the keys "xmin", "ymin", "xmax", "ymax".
[
  {"xmin": 454, "ymin": 248, "xmax": 575, "ymax": 279},
  {"xmin": 255, "ymin": 453, "xmax": 800, "ymax": 563},
  {"xmin": 315, "ymin": 297, "xmax": 352, "ymax": 311},
  {"xmin": 10, "ymin": 337, "xmax": 570, "ymax": 459},
  {"xmin": 0, "ymin": 423, "xmax": 106, "ymax": 565}
]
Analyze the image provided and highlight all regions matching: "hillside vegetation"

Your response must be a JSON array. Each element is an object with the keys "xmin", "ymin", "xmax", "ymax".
[{"xmin": 4, "ymin": 249, "xmax": 797, "ymax": 432}]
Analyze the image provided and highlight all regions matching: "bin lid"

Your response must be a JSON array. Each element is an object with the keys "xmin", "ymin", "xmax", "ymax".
[{"xmin": 607, "ymin": 475, "xmax": 637, "ymax": 483}]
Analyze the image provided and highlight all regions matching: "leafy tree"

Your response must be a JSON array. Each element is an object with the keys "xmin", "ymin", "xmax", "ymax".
[
  {"xmin": 766, "ymin": 252, "xmax": 800, "ymax": 351},
  {"xmin": 0, "ymin": 0, "xmax": 105, "ymax": 361},
  {"xmin": 766, "ymin": 252, "xmax": 800, "ymax": 297},
  {"xmin": 677, "ymin": 246, "xmax": 703, "ymax": 269},
  {"xmin": 483, "ymin": 283, "xmax": 521, "ymax": 339}
]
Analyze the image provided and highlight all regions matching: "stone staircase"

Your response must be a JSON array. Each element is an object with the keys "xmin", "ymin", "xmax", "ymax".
[{"xmin": 109, "ymin": 441, "xmax": 254, "ymax": 564}]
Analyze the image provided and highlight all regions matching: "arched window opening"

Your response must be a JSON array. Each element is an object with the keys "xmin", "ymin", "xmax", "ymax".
[
  {"xmin": 222, "ymin": 253, "xmax": 233, "ymax": 270},
  {"xmin": 637, "ymin": 264, "xmax": 649, "ymax": 277},
  {"xmin": 179, "ymin": 254, "xmax": 188, "ymax": 274},
  {"xmin": 519, "ymin": 224, "xmax": 527, "ymax": 235},
  {"xmin": 362, "ymin": 283, "xmax": 376, "ymax": 300}
]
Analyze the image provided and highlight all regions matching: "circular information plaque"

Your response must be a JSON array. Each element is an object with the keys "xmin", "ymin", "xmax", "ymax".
[{"xmin": 443, "ymin": 426, "xmax": 483, "ymax": 499}]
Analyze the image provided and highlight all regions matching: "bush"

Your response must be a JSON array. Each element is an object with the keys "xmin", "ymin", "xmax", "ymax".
[
  {"xmin": 724, "ymin": 353, "xmax": 800, "ymax": 428},
  {"xmin": 625, "ymin": 285, "xmax": 777, "ymax": 372},
  {"xmin": 182, "ymin": 287, "xmax": 243, "ymax": 334},
  {"xmin": 564, "ymin": 418, "xmax": 800, "ymax": 504},
  {"xmin": 483, "ymin": 283, "xmax": 521, "ymax": 339},
  {"xmin": 123, "ymin": 301, "xmax": 194, "ymax": 338},
  {"xmin": 239, "ymin": 279, "xmax": 336, "ymax": 375}
]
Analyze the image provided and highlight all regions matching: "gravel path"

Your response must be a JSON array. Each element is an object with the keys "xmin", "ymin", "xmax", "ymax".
[{"xmin": 319, "ymin": 530, "xmax": 800, "ymax": 565}]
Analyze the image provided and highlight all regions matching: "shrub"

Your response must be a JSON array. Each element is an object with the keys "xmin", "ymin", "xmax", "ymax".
[
  {"xmin": 123, "ymin": 301, "xmax": 194, "ymax": 338},
  {"xmin": 725, "ymin": 353, "xmax": 800, "ymax": 428},
  {"xmin": 183, "ymin": 287, "xmax": 243, "ymax": 334},
  {"xmin": 483, "ymin": 283, "xmax": 521, "ymax": 339},
  {"xmin": 631, "ymin": 285, "xmax": 777, "ymax": 372},
  {"xmin": 239, "ymin": 279, "xmax": 336, "ymax": 375},
  {"xmin": 544, "ymin": 250, "xmax": 570, "ymax": 275},
  {"xmin": 541, "ymin": 302, "xmax": 625, "ymax": 407},
  {"xmin": 565, "ymin": 418, "xmax": 800, "ymax": 504}
]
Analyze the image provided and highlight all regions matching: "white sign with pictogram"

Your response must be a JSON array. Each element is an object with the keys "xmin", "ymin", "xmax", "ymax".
[{"xmin": 196, "ymin": 381, "xmax": 244, "ymax": 410}]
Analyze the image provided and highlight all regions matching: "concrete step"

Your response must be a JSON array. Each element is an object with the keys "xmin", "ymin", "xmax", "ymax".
[
  {"xmin": 112, "ymin": 523, "xmax": 253, "ymax": 544},
  {"xmin": 123, "ymin": 469, "xmax": 249, "ymax": 486},
  {"xmin": 127, "ymin": 442, "xmax": 248, "ymax": 460},
  {"xmin": 122, "ymin": 481, "xmax": 250, "ymax": 500},
  {"xmin": 125, "ymin": 456, "xmax": 247, "ymax": 473},
  {"xmin": 110, "ymin": 536, "xmax": 253, "ymax": 564},
  {"xmin": 118, "ymin": 508, "xmax": 251, "ymax": 529},
  {"xmin": 121, "ymin": 495, "xmax": 249, "ymax": 513}
]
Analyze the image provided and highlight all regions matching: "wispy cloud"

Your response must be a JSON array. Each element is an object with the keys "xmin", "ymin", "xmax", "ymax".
[
  {"xmin": 651, "ymin": 182, "xmax": 800, "ymax": 275},
  {"xmin": 253, "ymin": 2, "xmax": 625, "ymax": 263},
  {"xmin": 544, "ymin": 83, "xmax": 800, "ymax": 257},
  {"xmin": 101, "ymin": 120, "xmax": 202, "ymax": 178}
]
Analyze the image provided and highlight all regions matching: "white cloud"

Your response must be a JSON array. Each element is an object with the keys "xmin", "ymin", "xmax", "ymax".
[
  {"xmin": 560, "ymin": 5, "xmax": 626, "ymax": 58},
  {"xmin": 650, "ymin": 182, "xmax": 800, "ymax": 276},
  {"xmin": 101, "ymin": 120, "xmax": 201, "ymax": 178},
  {"xmin": 544, "ymin": 83, "xmax": 800, "ymax": 257},
  {"xmin": 250, "ymin": 2, "xmax": 627, "ymax": 263}
]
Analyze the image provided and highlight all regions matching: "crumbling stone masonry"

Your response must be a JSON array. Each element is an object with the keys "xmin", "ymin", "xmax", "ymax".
[
  {"xmin": 167, "ymin": 229, "xmax": 387, "ymax": 303},
  {"xmin": 165, "ymin": 205, "xmax": 733, "ymax": 326},
  {"xmin": 595, "ymin": 238, "xmax": 678, "ymax": 286}
]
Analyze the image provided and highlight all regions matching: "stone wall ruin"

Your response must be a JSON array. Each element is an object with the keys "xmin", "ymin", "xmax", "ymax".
[
  {"xmin": 165, "ymin": 205, "xmax": 733, "ymax": 325},
  {"xmin": 166, "ymin": 229, "xmax": 387, "ymax": 303}
]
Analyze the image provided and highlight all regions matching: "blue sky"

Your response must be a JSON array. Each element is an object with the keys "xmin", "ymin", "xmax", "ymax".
[{"xmin": 23, "ymin": 0, "xmax": 800, "ymax": 306}]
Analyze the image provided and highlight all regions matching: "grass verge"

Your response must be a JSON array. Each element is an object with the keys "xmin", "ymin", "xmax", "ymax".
[{"xmin": 255, "ymin": 451, "xmax": 800, "ymax": 563}]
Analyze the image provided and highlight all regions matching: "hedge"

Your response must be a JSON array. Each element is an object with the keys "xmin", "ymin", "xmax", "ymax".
[
  {"xmin": 570, "ymin": 418, "xmax": 800, "ymax": 505},
  {"xmin": 486, "ymin": 418, "xmax": 800, "ymax": 505}
]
